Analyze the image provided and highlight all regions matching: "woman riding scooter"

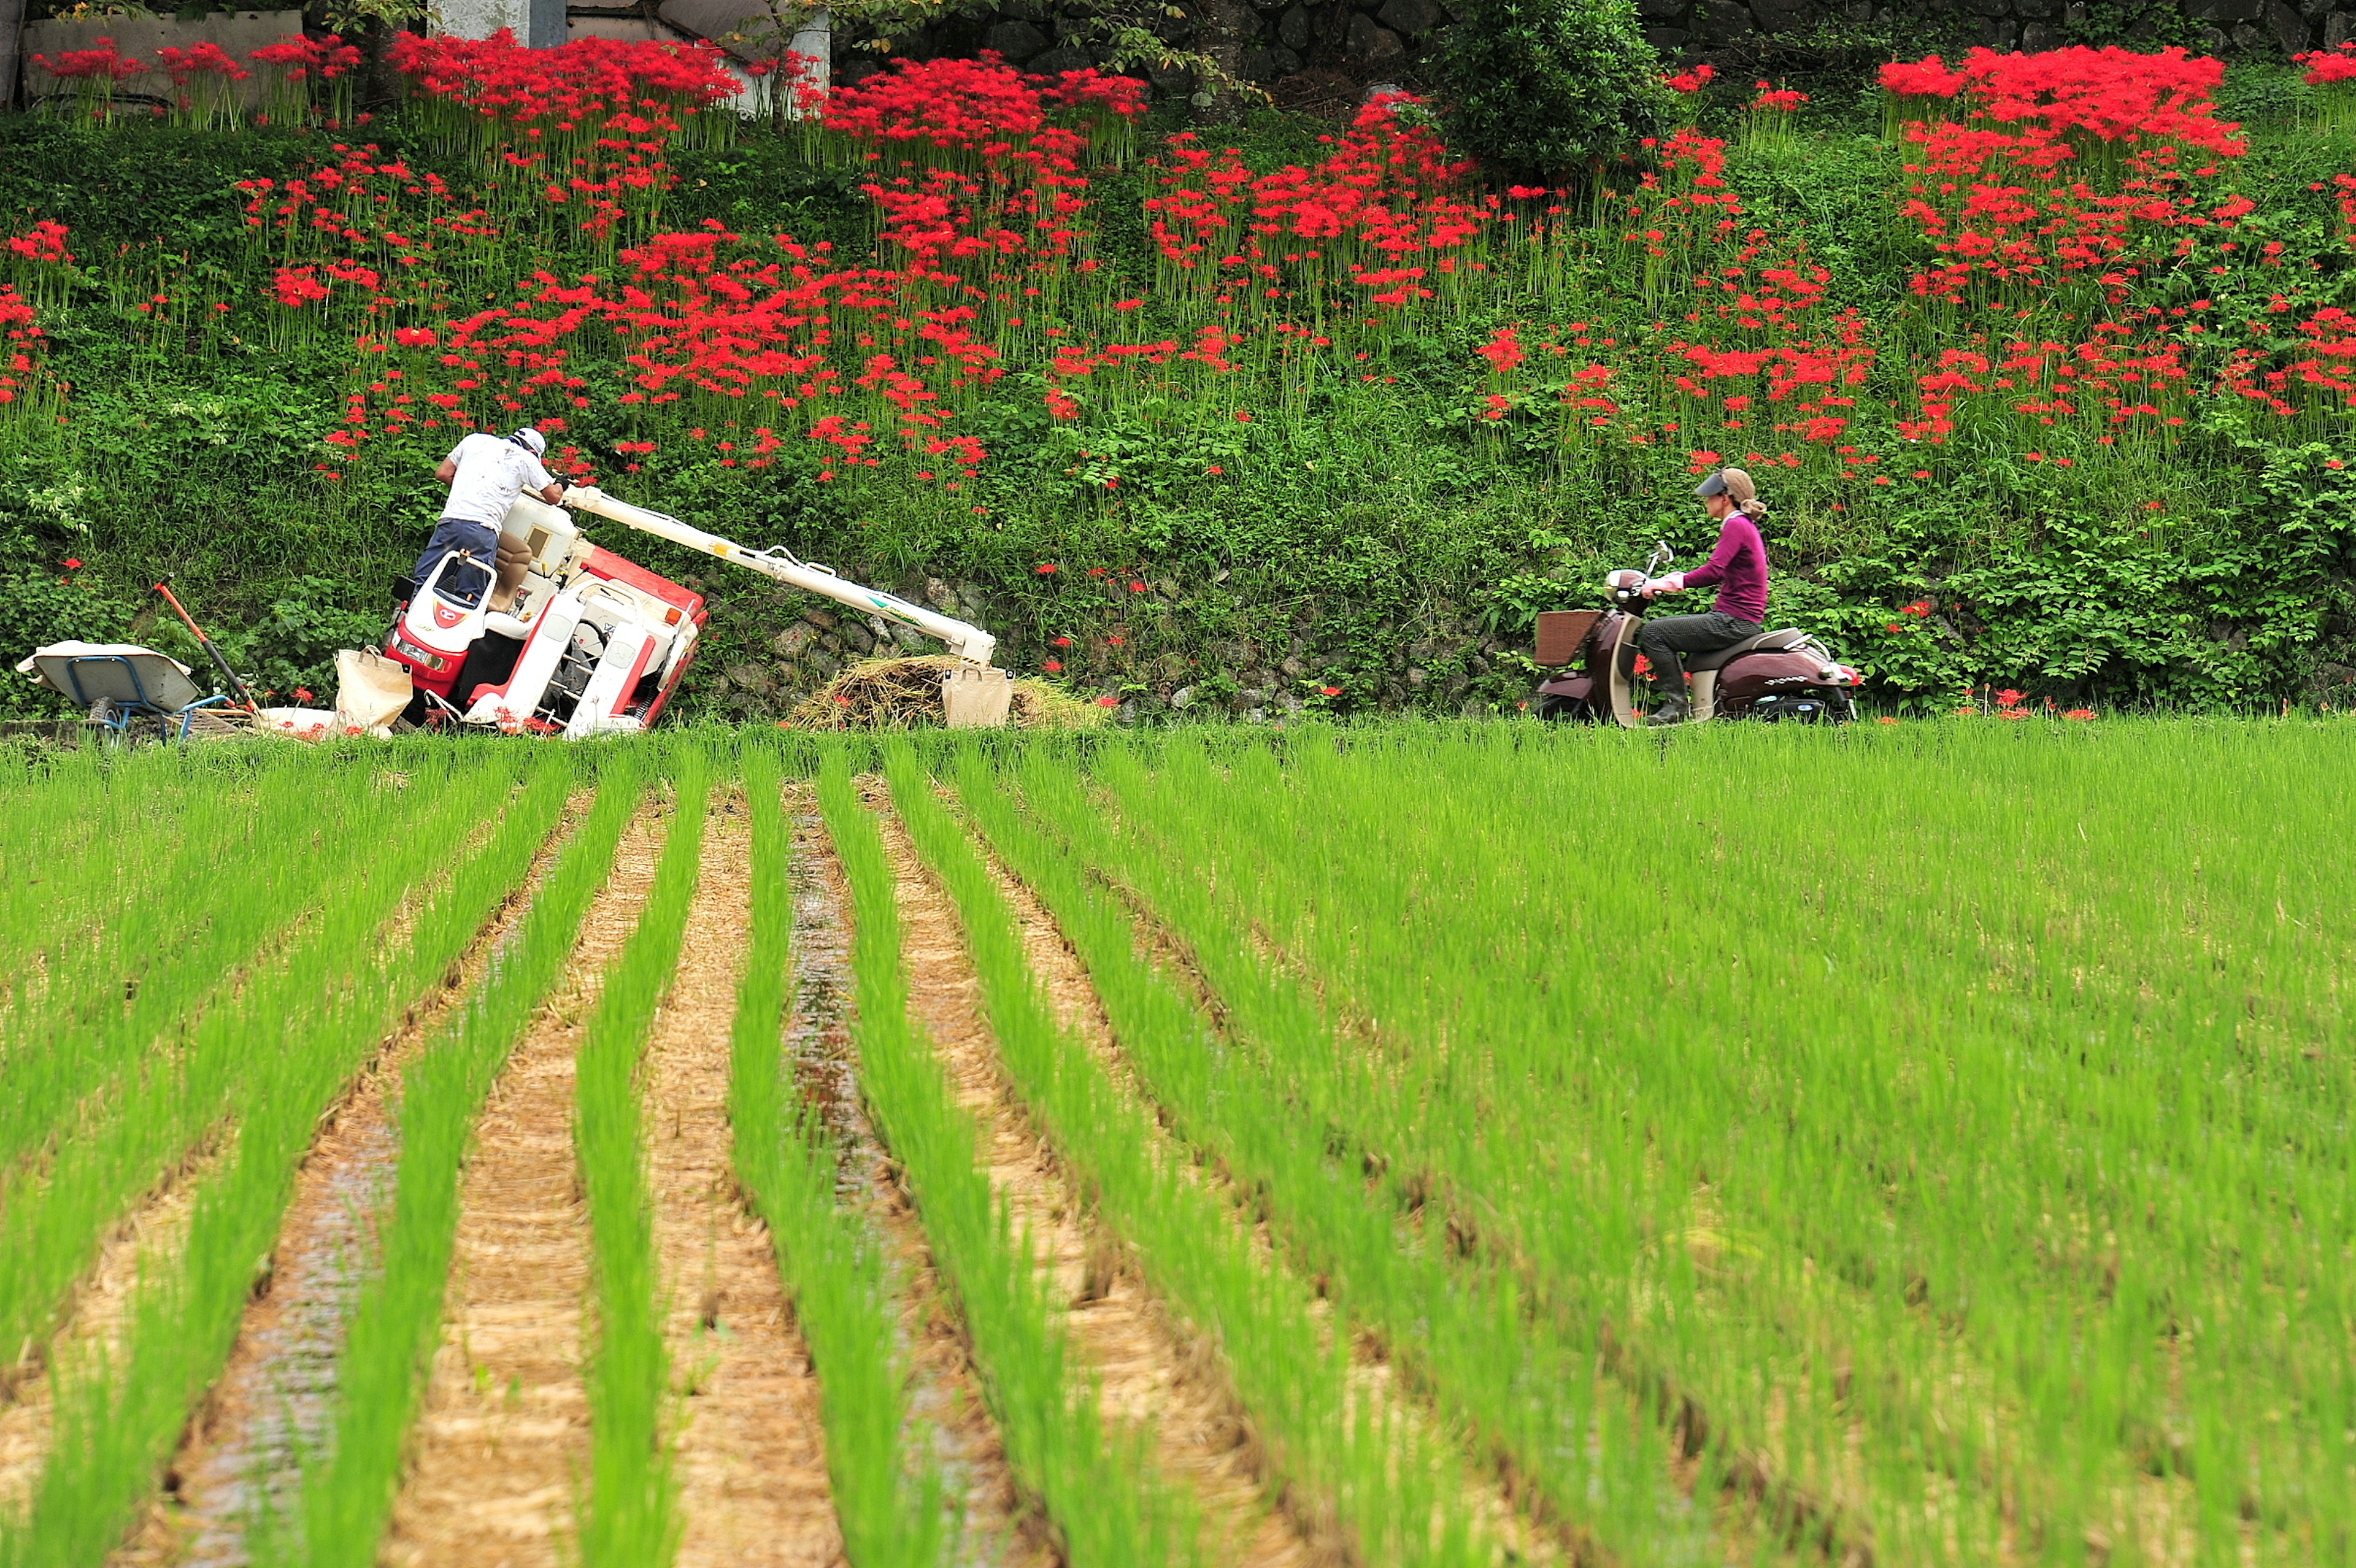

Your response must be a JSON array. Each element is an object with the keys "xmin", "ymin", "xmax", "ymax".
[{"xmin": 1639, "ymin": 467, "xmax": 1769, "ymax": 726}]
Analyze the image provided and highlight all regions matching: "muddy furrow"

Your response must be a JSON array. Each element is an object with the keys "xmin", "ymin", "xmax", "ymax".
[
  {"xmin": 642, "ymin": 790, "xmax": 839, "ymax": 1568},
  {"xmin": 99, "ymin": 793, "xmax": 595, "ymax": 1567},
  {"xmin": 962, "ymin": 809, "xmax": 1567, "ymax": 1568},
  {"xmin": 782, "ymin": 785, "xmax": 1044, "ymax": 1568},
  {"xmin": 377, "ymin": 799, "xmax": 668, "ymax": 1568},
  {"xmin": 869, "ymin": 792, "xmax": 1315, "ymax": 1568}
]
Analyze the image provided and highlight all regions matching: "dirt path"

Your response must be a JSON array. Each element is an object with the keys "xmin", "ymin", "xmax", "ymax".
[
  {"xmin": 869, "ymin": 792, "xmax": 1312, "ymax": 1568},
  {"xmin": 98, "ymin": 794, "xmax": 594, "ymax": 1567},
  {"xmin": 783, "ymin": 786, "xmax": 1044, "ymax": 1568},
  {"xmin": 642, "ymin": 789, "xmax": 839, "ymax": 1568},
  {"xmin": 377, "ymin": 799, "xmax": 668, "ymax": 1568}
]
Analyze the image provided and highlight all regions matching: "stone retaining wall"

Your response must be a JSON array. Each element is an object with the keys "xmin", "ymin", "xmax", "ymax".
[{"xmin": 857, "ymin": 0, "xmax": 2355, "ymax": 100}]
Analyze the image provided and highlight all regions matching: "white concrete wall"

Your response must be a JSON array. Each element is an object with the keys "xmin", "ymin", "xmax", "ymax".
[{"xmin": 21, "ymin": 10, "xmax": 304, "ymax": 108}]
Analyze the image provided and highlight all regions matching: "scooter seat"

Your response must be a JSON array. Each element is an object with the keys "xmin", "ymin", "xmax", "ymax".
[{"xmin": 1687, "ymin": 628, "xmax": 1812, "ymax": 673}]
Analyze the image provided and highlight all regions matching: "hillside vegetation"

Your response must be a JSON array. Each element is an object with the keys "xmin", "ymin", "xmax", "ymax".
[{"xmin": 4, "ymin": 39, "xmax": 2355, "ymax": 720}]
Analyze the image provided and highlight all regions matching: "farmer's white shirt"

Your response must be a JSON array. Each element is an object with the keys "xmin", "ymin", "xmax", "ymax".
[{"xmin": 441, "ymin": 433, "xmax": 555, "ymax": 528}]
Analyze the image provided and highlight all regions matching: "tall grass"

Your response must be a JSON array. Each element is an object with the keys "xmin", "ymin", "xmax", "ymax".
[
  {"xmin": 279, "ymin": 761, "xmax": 641, "ymax": 1567},
  {"xmin": 0, "ymin": 748, "xmax": 563, "ymax": 1567},
  {"xmin": 729, "ymin": 745, "xmax": 950, "ymax": 1568},
  {"xmin": 814, "ymin": 754, "xmax": 1197, "ymax": 1568}
]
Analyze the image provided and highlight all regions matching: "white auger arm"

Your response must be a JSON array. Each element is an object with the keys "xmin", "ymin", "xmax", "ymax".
[{"xmin": 561, "ymin": 485, "xmax": 999, "ymax": 667}]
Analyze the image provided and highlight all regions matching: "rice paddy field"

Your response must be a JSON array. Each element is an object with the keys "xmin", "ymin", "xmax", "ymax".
[{"xmin": 0, "ymin": 718, "xmax": 2347, "ymax": 1568}]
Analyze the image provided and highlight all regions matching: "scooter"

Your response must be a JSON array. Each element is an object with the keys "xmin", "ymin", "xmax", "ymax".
[{"xmin": 1530, "ymin": 544, "xmax": 1863, "ymax": 724}]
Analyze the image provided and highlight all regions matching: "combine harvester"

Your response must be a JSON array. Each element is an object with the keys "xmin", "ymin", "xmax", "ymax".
[
  {"xmin": 18, "ymin": 485, "xmax": 1014, "ymax": 740},
  {"xmin": 371, "ymin": 484, "xmax": 1012, "ymax": 735}
]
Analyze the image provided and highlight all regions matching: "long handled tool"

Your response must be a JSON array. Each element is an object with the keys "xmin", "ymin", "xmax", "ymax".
[{"xmin": 152, "ymin": 577, "xmax": 258, "ymax": 714}]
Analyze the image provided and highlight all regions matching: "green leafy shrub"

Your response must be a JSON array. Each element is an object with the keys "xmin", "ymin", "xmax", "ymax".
[{"xmin": 1439, "ymin": 0, "xmax": 1666, "ymax": 180}]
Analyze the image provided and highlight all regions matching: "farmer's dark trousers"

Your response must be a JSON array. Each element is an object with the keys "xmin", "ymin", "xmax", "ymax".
[
  {"xmin": 412, "ymin": 518, "xmax": 499, "ymax": 605},
  {"xmin": 1639, "ymin": 610, "xmax": 1763, "ymax": 702}
]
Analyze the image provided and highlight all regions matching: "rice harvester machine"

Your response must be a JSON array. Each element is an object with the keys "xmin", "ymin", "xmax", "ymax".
[{"xmin": 378, "ymin": 484, "xmax": 1011, "ymax": 736}]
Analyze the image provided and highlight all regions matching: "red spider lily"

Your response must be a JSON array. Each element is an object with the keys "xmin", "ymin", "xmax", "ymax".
[
  {"xmin": 1749, "ymin": 84, "xmax": 1809, "ymax": 114},
  {"xmin": 1042, "ymin": 659, "xmax": 1063, "ymax": 672},
  {"xmin": 1664, "ymin": 63, "xmax": 1715, "ymax": 95}
]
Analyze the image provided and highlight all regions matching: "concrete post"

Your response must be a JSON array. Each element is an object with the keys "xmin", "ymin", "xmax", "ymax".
[
  {"xmin": 437, "ymin": 0, "xmax": 566, "ymax": 47},
  {"xmin": 0, "ymin": 0, "xmax": 23, "ymax": 110}
]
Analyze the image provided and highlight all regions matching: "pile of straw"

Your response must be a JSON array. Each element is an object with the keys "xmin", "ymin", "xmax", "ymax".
[{"xmin": 783, "ymin": 655, "xmax": 1106, "ymax": 731}]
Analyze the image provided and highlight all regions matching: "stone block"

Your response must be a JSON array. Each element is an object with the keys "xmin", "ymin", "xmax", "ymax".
[
  {"xmin": 2186, "ymin": 0, "xmax": 2261, "ymax": 21},
  {"xmin": 2014, "ymin": 0, "xmax": 2055, "ymax": 18},
  {"xmin": 1638, "ymin": 0, "xmax": 1687, "ymax": 18},
  {"xmin": 1028, "ymin": 44, "xmax": 1093, "ymax": 72},
  {"xmin": 1844, "ymin": 0, "xmax": 1874, "ymax": 18},
  {"xmin": 1345, "ymin": 10, "xmax": 1407, "ymax": 56},
  {"xmin": 771, "ymin": 623, "xmax": 818, "ymax": 658},
  {"xmin": 1278, "ymin": 3, "xmax": 1316, "ymax": 46},
  {"xmin": 2269, "ymin": 0, "xmax": 2312, "ymax": 49},
  {"xmin": 1244, "ymin": 43, "xmax": 1303, "ymax": 77},
  {"xmin": 2232, "ymin": 18, "xmax": 2266, "ymax": 44},
  {"xmin": 2063, "ymin": 0, "xmax": 2087, "ymax": 20},
  {"xmin": 1642, "ymin": 21, "xmax": 1692, "ymax": 45},
  {"xmin": 2021, "ymin": 20, "xmax": 2062, "ymax": 48},
  {"xmin": 1692, "ymin": 3, "xmax": 1757, "ymax": 40},
  {"xmin": 1753, "ymin": 0, "xmax": 1811, "ymax": 30},
  {"xmin": 1376, "ymin": 0, "xmax": 1445, "ymax": 33},
  {"xmin": 2327, "ymin": 7, "xmax": 2356, "ymax": 43},
  {"xmin": 1980, "ymin": 15, "xmax": 2019, "ymax": 45},
  {"xmin": 1960, "ymin": 0, "xmax": 2009, "ymax": 18},
  {"xmin": 982, "ymin": 18, "xmax": 1051, "ymax": 56}
]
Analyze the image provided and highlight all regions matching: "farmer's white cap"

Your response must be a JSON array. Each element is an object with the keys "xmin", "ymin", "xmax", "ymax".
[{"xmin": 510, "ymin": 426, "xmax": 547, "ymax": 457}]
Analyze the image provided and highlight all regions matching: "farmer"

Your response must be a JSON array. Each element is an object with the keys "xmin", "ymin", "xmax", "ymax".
[
  {"xmin": 1639, "ymin": 466, "xmax": 1770, "ymax": 726},
  {"xmin": 412, "ymin": 427, "xmax": 563, "ymax": 610}
]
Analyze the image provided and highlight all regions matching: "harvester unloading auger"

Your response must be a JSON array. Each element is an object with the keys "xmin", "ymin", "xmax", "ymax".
[{"xmin": 367, "ymin": 484, "xmax": 1012, "ymax": 736}]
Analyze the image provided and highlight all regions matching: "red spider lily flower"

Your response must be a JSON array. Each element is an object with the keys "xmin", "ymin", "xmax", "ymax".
[
  {"xmin": 1877, "ymin": 716, "xmax": 1900, "ymax": 724},
  {"xmin": 1126, "ymin": 580, "xmax": 1145, "ymax": 593},
  {"xmin": 2065, "ymin": 708, "xmax": 2095, "ymax": 720},
  {"xmin": 1052, "ymin": 636, "xmax": 1072, "ymax": 647},
  {"xmin": 1995, "ymin": 688, "xmax": 2026, "ymax": 707},
  {"xmin": 1904, "ymin": 601, "xmax": 1933, "ymax": 616},
  {"xmin": 293, "ymin": 687, "xmax": 315, "ymax": 703},
  {"xmin": 1036, "ymin": 563, "xmax": 1058, "ymax": 575},
  {"xmin": 1320, "ymin": 685, "xmax": 1341, "ymax": 696},
  {"xmin": 1664, "ymin": 63, "xmax": 1714, "ymax": 94},
  {"xmin": 1095, "ymin": 695, "xmax": 1120, "ymax": 707},
  {"xmin": 1042, "ymin": 659, "xmax": 1063, "ymax": 672},
  {"xmin": 62, "ymin": 557, "xmax": 81, "ymax": 570}
]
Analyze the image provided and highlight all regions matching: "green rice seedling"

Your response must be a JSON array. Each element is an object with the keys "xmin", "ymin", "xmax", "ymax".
[
  {"xmin": 0, "ymin": 755, "xmax": 484, "ymax": 1410},
  {"xmin": 814, "ymin": 755, "xmax": 1196, "ymax": 1568},
  {"xmin": 730, "ymin": 744, "xmax": 950, "ymax": 1568},
  {"xmin": 576, "ymin": 747, "xmax": 709, "ymax": 1568},
  {"xmin": 0, "ymin": 749, "xmax": 564, "ymax": 1568},
  {"xmin": 1049, "ymin": 721, "xmax": 2356, "ymax": 1568},
  {"xmin": 0, "ymin": 751, "xmax": 345, "ymax": 1180},
  {"xmin": 888, "ymin": 748, "xmax": 1492, "ymax": 1568},
  {"xmin": 279, "ymin": 760, "xmax": 641, "ymax": 1568},
  {"xmin": 960, "ymin": 747, "xmax": 1714, "ymax": 1568}
]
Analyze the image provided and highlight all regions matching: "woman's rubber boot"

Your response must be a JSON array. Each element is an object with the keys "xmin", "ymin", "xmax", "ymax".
[{"xmin": 1647, "ymin": 695, "xmax": 1690, "ymax": 727}]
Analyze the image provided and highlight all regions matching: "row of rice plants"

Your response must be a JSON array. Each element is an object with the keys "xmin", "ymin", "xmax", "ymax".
[
  {"xmin": 0, "ymin": 752, "xmax": 337, "ymax": 1186},
  {"xmin": 813, "ymin": 755, "xmax": 1200, "ymax": 1568},
  {"xmin": 958, "ymin": 748, "xmax": 1715, "ymax": 1568},
  {"xmin": 576, "ymin": 747, "xmax": 709, "ymax": 1567},
  {"xmin": 1, "ymin": 748, "xmax": 567, "ymax": 1566},
  {"xmin": 887, "ymin": 749, "xmax": 1498, "ymax": 1567},
  {"xmin": 0, "ymin": 754, "xmax": 485, "ymax": 1424},
  {"xmin": 729, "ymin": 746, "xmax": 951, "ymax": 1568},
  {"xmin": 277, "ymin": 761, "xmax": 639, "ymax": 1567},
  {"xmin": 1064, "ymin": 723, "xmax": 2355, "ymax": 1565}
]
